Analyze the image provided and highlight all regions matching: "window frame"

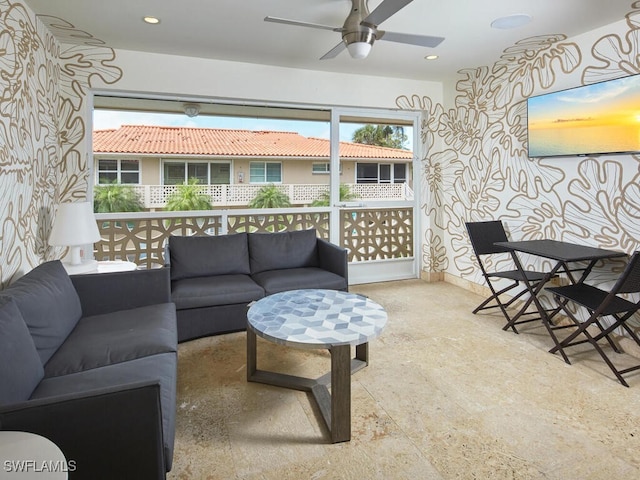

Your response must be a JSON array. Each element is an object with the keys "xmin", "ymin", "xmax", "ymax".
[
  {"xmin": 161, "ymin": 159, "xmax": 232, "ymax": 185},
  {"xmin": 96, "ymin": 158, "xmax": 141, "ymax": 185},
  {"xmin": 355, "ymin": 162, "xmax": 408, "ymax": 184},
  {"xmin": 249, "ymin": 161, "xmax": 282, "ymax": 184}
]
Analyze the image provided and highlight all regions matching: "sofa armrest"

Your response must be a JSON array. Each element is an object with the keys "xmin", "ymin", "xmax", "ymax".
[
  {"xmin": 0, "ymin": 381, "xmax": 166, "ymax": 479},
  {"xmin": 317, "ymin": 238, "xmax": 349, "ymax": 286},
  {"xmin": 71, "ymin": 267, "xmax": 171, "ymax": 317}
]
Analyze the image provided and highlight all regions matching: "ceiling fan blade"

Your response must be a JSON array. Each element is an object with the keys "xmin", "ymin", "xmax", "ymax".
[
  {"xmin": 378, "ymin": 30, "xmax": 444, "ymax": 48},
  {"xmin": 362, "ymin": 0, "xmax": 413, "ymax": 26},
  {"xmin": 320, "ymin": 42, "xmax": 347, "ymax": 60},
  {"xmin": 264, "ymin": 16, "xmax": 342, "ymax": 32}
]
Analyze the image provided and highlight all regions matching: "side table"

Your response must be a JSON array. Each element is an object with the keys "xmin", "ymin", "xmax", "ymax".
[
  {"xmin": 95, "ymin": 260, "xmax": 138, "ymax": 273},
  {"xmin": 64, "ymin": 260, "xmax": 137, "ymax": 275}
]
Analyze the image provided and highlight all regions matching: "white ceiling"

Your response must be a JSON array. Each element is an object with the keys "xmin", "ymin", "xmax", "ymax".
[{"xmin": 23, "ymin": 0, "xmax": 635, "ymax": 82}]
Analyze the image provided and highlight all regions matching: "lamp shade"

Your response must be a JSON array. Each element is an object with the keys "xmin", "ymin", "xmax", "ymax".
[{"xmin": 49, "ymin": 202, "xmax": 101, "ymax": 247}]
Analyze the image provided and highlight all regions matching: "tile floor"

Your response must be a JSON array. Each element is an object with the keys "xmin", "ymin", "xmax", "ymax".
[{"xmin": 168, "ymin": 279, "xmax": 640, "ymax": 480}]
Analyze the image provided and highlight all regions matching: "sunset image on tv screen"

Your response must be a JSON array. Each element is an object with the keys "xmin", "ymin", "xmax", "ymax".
[{"xmin": 527, "ymin": 74, "xmax": 640, "ymax": 157}]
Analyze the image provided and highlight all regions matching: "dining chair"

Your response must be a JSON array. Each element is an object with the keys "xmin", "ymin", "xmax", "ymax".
[
  {"xmin": 465, "ymin": 220, "xmax": 549, "ymax": 332},
  {"xmin": 546, "ymin": 251, "xmax": 640, "ymax": 387}
]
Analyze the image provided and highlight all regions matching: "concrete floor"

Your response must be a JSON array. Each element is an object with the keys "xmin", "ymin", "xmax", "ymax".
[{"xmin": 168, "ymin": 279, "xmax": 640, "ymax": 479}]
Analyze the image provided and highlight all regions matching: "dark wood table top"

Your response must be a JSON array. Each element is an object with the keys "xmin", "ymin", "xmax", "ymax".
[{"xmin": 495, "ymin": 239, "xmax": 627, "ymax": 262}]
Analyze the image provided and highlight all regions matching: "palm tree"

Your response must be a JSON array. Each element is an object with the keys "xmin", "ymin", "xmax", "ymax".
[
  {"xmin": 249, "ymin": 184, "xmax": 291, "ymax": 208},
  {"xmin": 165, "ymin": 179, "xmax": 212, "ymax": 211},
  {"xmin": 352, "ymin": 125, "xmax": 407, "ymax": 149},
  {"xmin": 311, "ymin": 184, "xmax": 358, "ymax": 207},
  {"xmin": 93, "ymin": 182, "xmax": 144, "ymax": 213}
]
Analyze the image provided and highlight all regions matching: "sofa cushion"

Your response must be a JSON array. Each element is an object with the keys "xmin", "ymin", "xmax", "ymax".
[
  {"xmin": 252, "ymin": 267, "xmax": 348, "ymax": 295},
  {"xmin": 169, "ymin": 233, "xmax": 250, "ymax": 280},
  {"xmin": 171, "ymin": 274, "xmax": 264, "ymax": 310},
  {"xmin": 249, "ymin": 229, "xmax": 319, "ymax": 274},
  {"xmin": 0, "ymin": 260, "xmax": 82, "ymax": 365},
  {"xmin": 44, "ymin": 303, "xmax": 177, "ymax": 378},
  {"xmin": 31, "ymin": 352, "xmax": 177, "ymax": 471},
  {"xmin": 0, "ymin": 298, "xmax": 45, "ymax": 405}
]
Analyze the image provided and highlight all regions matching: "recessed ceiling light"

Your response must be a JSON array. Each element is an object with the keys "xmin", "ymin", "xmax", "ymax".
[
  {"xmin": 143, "ymin": 16, "xmax": 160, "ymax": 25},
  {"xmin": 425, "ymin": 55, "xmax": 439, "ymax": 60},
  {"xmin": 491, "ymin": 14, "xmax": 532, "ymax": 29}
]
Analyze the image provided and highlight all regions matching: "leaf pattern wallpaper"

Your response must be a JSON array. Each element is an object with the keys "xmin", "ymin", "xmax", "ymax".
[
  {"xmin": 1, "ymin": 0, "xmax": 639, "ymax": 310},
  {"xmin": 398, "ymin": 2, "xmax": 640, "ymax": 302},
  {"xmin": 0, "ymin": 1, "xmax": 121, "ymax": 286}
]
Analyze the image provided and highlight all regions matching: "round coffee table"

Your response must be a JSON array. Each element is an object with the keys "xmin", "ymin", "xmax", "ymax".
[{"xmin": 246, "ymin": 289, "xmax": 387, "ymax": 443}]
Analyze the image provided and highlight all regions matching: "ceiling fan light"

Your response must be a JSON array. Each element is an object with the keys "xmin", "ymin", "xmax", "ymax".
[{"xmin": 346, "ymin": 41, "xmax": 372, "ymax": 59}]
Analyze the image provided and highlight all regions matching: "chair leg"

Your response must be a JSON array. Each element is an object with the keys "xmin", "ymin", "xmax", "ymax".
[
  {"xmin": 501, "ymin": 280, "xmax": 558, "ymax": 333},
  {"xmin": 472, "ymin": 281, "xmax": 519, "ymax": 314},
  {"xmin": 592, "ymin": 319, "xmax": 622, "ymax": 354},
  {"xmin": 586, "ymin": 334, "xmax": 630, "ymax": 387},
  {"xmin": 547, "ymin": 299, "xmax": 585, "ymax": 364},
  {"xmin": 474, "ymin": 278, "xmax": 551, "ymax": 335},
  {"xmin": 501, "ymin": 286, "xmax": 542, "ymax": 333},
  {"xmin": 550, "ymin": 309, "xmax": 636, "ymax": 387}
]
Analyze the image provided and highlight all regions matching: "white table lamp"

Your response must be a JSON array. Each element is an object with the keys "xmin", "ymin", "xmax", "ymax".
[{"xmin": 49, "ymin": 202, "xmax": 101, "ymax": 274}]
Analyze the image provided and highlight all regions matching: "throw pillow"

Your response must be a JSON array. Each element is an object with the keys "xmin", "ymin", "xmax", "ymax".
[
  {"xmin": 0, "ymin": 260, "xmax": 82, "ymax": 364},
  {"xmin": 0, "ymin": 297, "xmax": 44, "ymax": 405},
  {"xmin": 169, "ymin": 233, "xmax": 251, "ymax": 280},
  {"xmin": 249, "ymin": 229, "xmax": 319, "ymax": 274}
]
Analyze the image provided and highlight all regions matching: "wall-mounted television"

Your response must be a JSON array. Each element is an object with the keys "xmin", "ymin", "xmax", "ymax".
[{"xmin": 527, "ymin": 73, "xmax": 640, "ymax": 158}]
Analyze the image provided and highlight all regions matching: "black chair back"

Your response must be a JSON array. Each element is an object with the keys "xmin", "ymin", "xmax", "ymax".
[
  {"xmin": 466, "ymin": 220, "xmax": 510, "ymax": 256},
  {"xmin": 617, "ymin": 251, "xmax": 640, "ymax": 295}
]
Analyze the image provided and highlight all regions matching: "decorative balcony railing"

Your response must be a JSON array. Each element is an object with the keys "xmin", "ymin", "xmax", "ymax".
[
  {"xmin": 128, "ymin": 183, "xmax": 414, "ymax": 209},
  {"xmin": 94, "ymin": 206, "xmax": 414, "ymax": 269}
]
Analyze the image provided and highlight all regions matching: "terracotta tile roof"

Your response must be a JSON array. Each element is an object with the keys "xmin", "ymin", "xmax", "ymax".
[{"xmin": 93, "ymin": 125, "xmax": 412, "ymax": 159}]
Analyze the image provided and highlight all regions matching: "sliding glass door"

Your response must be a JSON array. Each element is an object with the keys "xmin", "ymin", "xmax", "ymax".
[
  {"xmin": 330, "ymin": 109, "xmax": 420, "ymax": 284},
  {"xmin": 92, "ymin": 95, "xmax": 420, "ymax": 283}
]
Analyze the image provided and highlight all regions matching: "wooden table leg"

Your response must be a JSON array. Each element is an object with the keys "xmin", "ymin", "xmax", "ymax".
[
  {"xmin": 330, "ymin": 344, "xmax": 351, "ymax": 443},
  {"xmin": 247, "ymin": 327, "xmax": 257, "ymax": 381},
  {"xmin": 355, "ymin": 342, "xmax": 369, "ymax": 365}
]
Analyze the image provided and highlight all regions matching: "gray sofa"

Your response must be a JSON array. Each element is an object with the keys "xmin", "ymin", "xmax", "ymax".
[
  {"xmin": 0, "ymin": 260, "xmax": 177, "ymax": 480},
  {"xmin": 167, "ymin": 228, "xmax": 348, "ymax": 342}
]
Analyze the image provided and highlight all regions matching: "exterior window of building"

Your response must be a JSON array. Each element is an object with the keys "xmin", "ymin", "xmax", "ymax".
[
  {"xmin": 379, "ymin": 164, "xmax": 391, "ymax": 183},
  {"xmin": 394, "ymin": 164, "xmax": 407, "ymax": 183},
  {"xmin": 312, "ymin": 163, "xmax": 330, "ymax": 174},
  {"xmin": 250, "ymin": 162, "xmax": 282, "ymax": 183},
  {"xmin": 187, "ymin": 163, "xmax": 208, "ymax": 184},
  {"xmin": 211, "ymin": 164, "xmax": 231, "ymax": 184},
  {"xmin": 356, "ymin": 162, "xmax": 407, "ymax": 184},
  {"xmin": 97, "ymin": 159, "xmax": 140, "ymax": 184},
  {"xmin": 162, "ymin": 161, "xmax": 231, "ymax": 185},
  {"xmin": 312, "ymin": 163, "xmax": 341, "ymax": 174},
  {"xmin": 164, "ymin": 162, "xmax": 186, "ymax": 185},
  {"xmin": 356, "ymin": 163, "xmax": 379, "ymax": 183}
]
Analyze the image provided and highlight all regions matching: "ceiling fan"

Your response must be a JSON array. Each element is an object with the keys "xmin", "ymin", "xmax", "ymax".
[{"xmin": 265, "ymin": 0, "xmax": 444, "ymax": 60}]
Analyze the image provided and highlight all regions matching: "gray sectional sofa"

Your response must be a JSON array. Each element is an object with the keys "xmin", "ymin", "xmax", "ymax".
[
  {"xmin": 167, "ymin": 228, "xmax": 349, "ymax": 342},
  {"xmin": 0, "ymin": 260, "xmax": 177, "ymax": 480}
]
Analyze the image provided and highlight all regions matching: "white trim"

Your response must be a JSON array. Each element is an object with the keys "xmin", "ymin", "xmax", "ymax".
[
  {"xmin": 348, "ymin": 258, "xmax": 417, "ymax": 285},
  {"xmin": 333, "ymin": 106, "xmax": 422, "ymax": 282}
]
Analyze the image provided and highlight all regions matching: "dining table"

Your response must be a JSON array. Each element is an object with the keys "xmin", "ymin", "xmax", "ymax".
[{"xmin": 494, "ymin": 239, "xmax": 627, "ymax": 361}]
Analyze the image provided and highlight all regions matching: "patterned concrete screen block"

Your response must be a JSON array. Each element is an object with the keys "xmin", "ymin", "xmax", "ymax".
[{"xmin": 247, "ymin": 289, "xmax": 387, "ymax": 348}]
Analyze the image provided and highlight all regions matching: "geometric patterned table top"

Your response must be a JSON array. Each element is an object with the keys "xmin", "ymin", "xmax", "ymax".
[{"xmin": 247, "ymin": 289, "xmax": 388, "ymax": 349}]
